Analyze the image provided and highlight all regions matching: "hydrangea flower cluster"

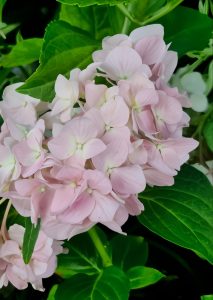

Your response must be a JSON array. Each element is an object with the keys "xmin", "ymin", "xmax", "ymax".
[
  {"xmin": 0, "ymin": 24, "xmax": 198, "ymax": 290},
  {"xmin": 0, "ymin": 224, "xmax": 63, "ymax": 290}
]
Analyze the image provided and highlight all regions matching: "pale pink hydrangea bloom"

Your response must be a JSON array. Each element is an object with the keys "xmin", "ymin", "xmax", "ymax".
[
  {"xmin": 0, "ymin": 23, "xmax": 199, "ymax": 290},
  {"xmin": 0, "ymin": 83, "xmax": 40, "ymax": 126},
  {"xmin": 0, "ymin": 224, "xmax": 63, "ymax": 291}
]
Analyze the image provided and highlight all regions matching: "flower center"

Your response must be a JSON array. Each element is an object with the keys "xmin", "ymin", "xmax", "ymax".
[
  {"xmin": 87, "ymin": 187, "xmax": 93, "ymax": 194},
  {"xmin": 40, "ymin": 186, "xmax": 46, "ymax": 193},
  {"xmin": 33, "ymin": 150, "xmax": 41, "ymax": 160},
  {"xmin": 105, "ymin": 124, "xmax": 112, "ymax": 131},
  {"xmin": 70, "ymin": 181, "xmax": 77, "ymax": 188},
  {"xmin": 76, "ymin": 143, "xmax": 83, "ymax": 150}
]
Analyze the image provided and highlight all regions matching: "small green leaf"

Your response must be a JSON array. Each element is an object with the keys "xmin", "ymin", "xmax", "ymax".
[
  {"xmin": 57, "ymin": 0, "xmax": 129, "ymax": 6},
  {"xmin": 158, "ymin": 6, "xmax": 213, "ymax": 56},
  {"xmin": 47, "ymin": 285, "xmax": 58, "ymax": 300},
  {"xmin": 0, "ymin": 23, "xmax": 19, "ymax": 37},
  {"xmin": 17, "ymin": 20, "xmax": 98, "ymax": 101},
  {"xmin": 127, "ymin": 266, "xmax": 165, "ymax": 289},
  {"xmin": 56, "ymin": 228, "xmax": 109, "ymax": 278},
  {"xmin": 111, "ymin": 235, "xmax": 148, "ymax": 271},
  {"xmin": 204, "ymin": 119, "xmax": 213, "ymax": 152},
  {"xmin": 22, "ymin": 218, "xmax": 41, "ymax": 264},
  {"xmin": 138, "ymin": 164, "xmax": 213, "ymax": 264},
  {"xmin": 55, "ymin": 266, "xmax": 130, "ymax": 300},
  {"xmin": 16, "ymin": 31, "xmax": 24, "ymax": 43},
  {"xmin": 0, "ymin": 38, "xmax": 43, "ymax": 68}
]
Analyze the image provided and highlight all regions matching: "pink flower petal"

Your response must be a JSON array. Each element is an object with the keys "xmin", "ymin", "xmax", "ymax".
[
  {"xmin": 92, "ymin": 140, "xmax": 129, "ymax": 171},
  {"xmin": 111, "ymin": 165, "xmax": 146, "ymax": 194},
  {"xmin": 101, "ymin": 46, "xmax": 143, "ymax": 81},
  {"xmin": 130, "ymin": 24, "xmax": 164, "ymax": 43},
  {"xmin": 135, "ymin": 36, "xmax": 166, "ymax": 65},
  {"xmin": 83, "ymin": 138, "xmax": 106, "ymax": 159}
]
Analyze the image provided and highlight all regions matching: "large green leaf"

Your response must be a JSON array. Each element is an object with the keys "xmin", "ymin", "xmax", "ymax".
[
  {"xmin": 57, "ymin": 0, "xmax": 129, "ymax": 6},
  {"xmin": 56, "ymin": 229, "xmax": 110, "ymax": 278},
  {"xmin": 22, "ymin": 218, "xmax": 41, "ymax": 264},
  {"xmin": 108, "ymin": 5, "xmax": 125, "ymax": 34},
  {"xmin": 0, "ymin": 38, "xmax": 43, "ymax": 67},
  {"xmin": 127, "ymin": 266, "xmax": 165, "ymax": 289},
  {"xmin": 138, "ymin": 164, "xmax": 213, "ymax": 264},
  {"xmin": 158, "ymin": 6, "xmax": 213, "ymax": 56},
  {"xmin": 17, "ymin": 20, "xmax": 98, "ymax": 101},
  {"xmin": 60, "ymin": 4, "xmax": 112, "ymax": 39},
  {"xmin": 111, "ymin": 235, "xmax": 148, "ymax": 271},
  {"xmin": 55, "ymin": 266, "xmax": 130, "ymax": 300}
]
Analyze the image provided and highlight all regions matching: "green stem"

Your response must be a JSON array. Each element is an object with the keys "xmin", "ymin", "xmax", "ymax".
[
  {"xmin": 88, "ymin": 227, "xmax": 112, "ymax": 267},
  {"xmin": 140, "ymin": 0, "xmax": 184, "ymax": 26},
  {"xmin": 121, "ymin": 16, "xmax": 131, "ymax": 34},
  {"xmin": 192, "ymin": 103, "xmax": 213, "ymax": 138},
  {"xmin": 193, "ymin": 104, "xmax": 213, "ymax": 167},
  {"xmin": 118, "ymin": 4, "xmax": 139, "ymax": 25},
  {"xmin": 182, "ymin": 55, "xmax": 209, "ymax": 76},
  {"xmin": 118, "ymin": 0, "xmax": 184, "ymax": 27},
  {"xmin": 121, "ymin": 1, "xmax": 135, "ymax": 34}
]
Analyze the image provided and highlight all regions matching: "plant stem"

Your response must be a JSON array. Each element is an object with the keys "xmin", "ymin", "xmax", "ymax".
[
  {"xmin": 182, "ymin": 55, "xmax": 209, "ymax": 77},
  {"xmin": 140, "ymin": 0, "xmax": 184, "ymax": 26},
  {"xmin": 120, "ymin": 1, "xmax": 135, "ymax": 34},
  {"xmin": 118, "ymin": 0, "xmax": 184, "ymax": 27},
  {"xmin": 192, "ymin": 104, "xmax": 213, "ymax": 138},
  {"xmin": 121, "ymin": 17, "xmax": 131, "ymax": 34},
  {"xmin": 88, "ymin": 227, "xmax": 112, "ymax": 267},
  {"xmin": 0, "ymin": 199, "xmax": 12, "ymax": 241},
  {"xmin": 118, "ymin": 4, "xmax": 138, "ymax": 26},
  {"xmin": 0, "ymin": 198, "xmax": 7, "ymax": 205}
]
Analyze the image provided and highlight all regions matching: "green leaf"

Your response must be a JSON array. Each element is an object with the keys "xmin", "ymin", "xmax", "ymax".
[
  {"xmin": 108, "ymin": 5, "xmax": 125, "ymax": 34},
  {"xmin": 0, "ymin": 22, "xmax": 19, "ymax": 38},
  {"xmin": 204, "ymin": 118, "xmax": 213, "ymax": 152},
  {"xmin": 56, "ymin": 229, "xmax": 110, "ymax": 278},
  {"xmin": 57, "ymin": 0, "xmax": 129, "ymax": 6},
  {"xmin": 0, "ymin": 38, "xmax": 43, "ymax": 68},
  {"xmin": 55, "ymin": 266, "xmax": 130, "ymax": 300},
  {"xmin": 16, "ymin": 31, "xmax": 24, "ymax": 43},
  {"xmin": 127, "ymin": 266, "xmax": 165, "ymax": 289},
  {"xmin": 60, "ymin": 4, "xmax": 112, "ymax": 39},
  {"xmin": 0, "ymin": 0, "xmax": 6, "ymax": 22},
  {"xmin": 60, "ymin": 5, "xmax": 94, "ymax": 34},
  {"xmin": 47, "ymin": 285, "xmax": 58, "ymax": 300},
  {"xmin": 201, "ymin": 296, "xmax": 213, "ymax": 300},
  {"xmin": 158, "ymin": 6, "xmax": 213, "ymax": 56},
  {"xmin": 22, "ymin": 218, "xmax": 41, "ymax": 264},
  {"xmin": 111, "ymin": 235, "xmax": 148, "ymax": 271},
  {"xmin": 138, "ymin": 164, "xmax": 213, "ymax": 264},
  {"xmin": 125, "ymin": 0, "xmax": 167, "ymax": 26},
  {"xmin": 17, "ymin": 20, "xmax": 98, "ymax": 101}
]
